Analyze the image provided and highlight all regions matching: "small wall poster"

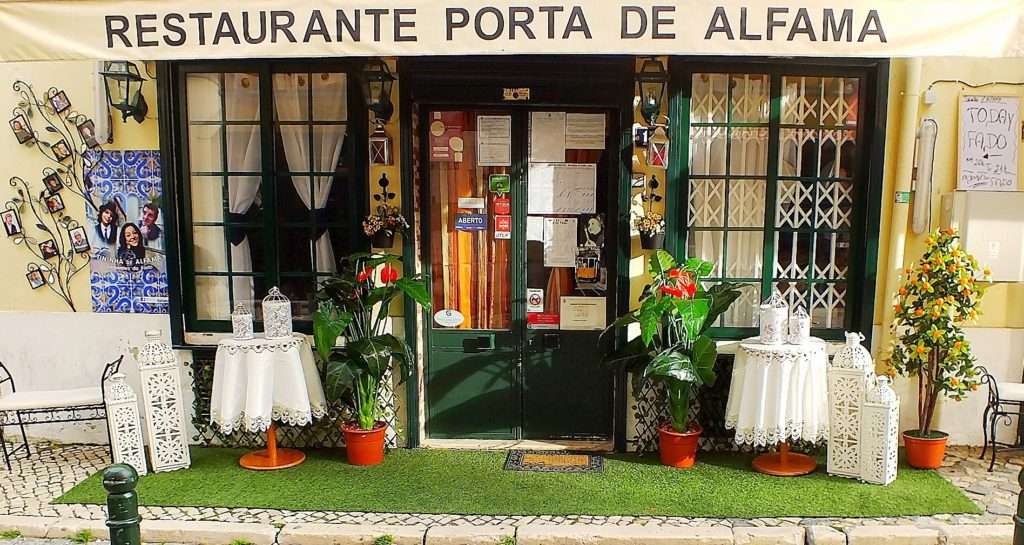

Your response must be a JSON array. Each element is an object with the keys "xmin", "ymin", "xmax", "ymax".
[
  {"xmin": 958, "ymin": 95, "xmax": 1020, "ymax": 191},
  {"xmin": 493, "ymin": 195, "xmax": 511, "ymax": 215},
  {"xmin": 543, "ymin": 217, "xmax": 577, "ymax": 267},
  {"xmin": 494, "ymin": 215, "xmax": 511, "ymax": 239},
  {"xmin": 526, "ymin": 288, "xmax": 545, "ymax": 313},
  {"xmin": 565, "ymin": 113, "xmax": 606, "ymax": 149},
  {"xmin": 455, "ymin": 213, "xmax": 488, "ymax": 231},
  {"xmin": 429, "ymin": 112, "xmax": 464, "ymax": 162},
  {"xmin": 527, "ymin": 163, "xmax": 597, "ymax": 214},
  {"xmin": 529, "ymin": 111, "xmax": 566, "ymax": 163},
  {"xmin": 477, "ymin": 115, "xmax": 512, "ymax": 166},
  {"xmin": 559, "ymin": 296, "xmax": 606, "ymax": 330},
  {"xmin": 489, "ymin": 173, "xmax": 510, "ymax": 193},
  {"xmin": 527, "ymin": 312, "xmax": 559, "ymax": 330}
]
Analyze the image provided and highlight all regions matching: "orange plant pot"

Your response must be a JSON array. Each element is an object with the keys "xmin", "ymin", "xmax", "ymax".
[
  {"xmin": 903, "ymin": 430, "xmax": 949, "ymax": 469},
  {"xmin": 342, "ymin": 421, "xmax": 387, "ymax": 466},
  {"xmin": 658, "ymin": 422, "xmax": 703, "ymax": 468}
]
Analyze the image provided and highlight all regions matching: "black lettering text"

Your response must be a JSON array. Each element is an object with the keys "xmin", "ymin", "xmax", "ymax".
[
  {"xmin": 621, "ymin": 6, "xmax": 646, "ymax": 39},
  {"xmin": 213, "ymin": 12, "xmax": 241, "ymax": 45},
  {"xmin": 823, "ymin": 9, "xmax": 852, "ymax": 42},
  {"xmin": 563, "ymin": 6, "xmax": 591, "ymax": 39},
  {"xmin": 446, "ymin": 8, "xmax": 469, "ymax": 40},
  {"xmin": 135, "ymin": 14, "xmax": 158, "ymax": 47},
  {"xmin": 365, "ymin": 8, "xmax": 387, "ymax": 41},
  {"xmin": 188, "ymin": 13, "xmax": 213, "ymax": 45},
  {"xmin": 394, "ymin": 8, "xmax": 416, "ymax": 42},
  {"xmin": 163, "ymin": 13, "xmax": 187, "ymax": 46},
  {"xmin": 509, "ymin": 7, "xmax": 535, "ymax": 39},
  {"xmin": 105, "ymin": 15, "xmax": 131, "ymax": 47},
  {"xmin": 704, "ymin": 7, "xmax": 733, "ymax": 40},
  {"xmin": 475, "ymin": 7, "xmax": 504, "ymax": 40},
  {"xmin": 858, "ymin": 10, "xmax": 886, "ymax": 42},
  {"xmin": 270, "ymin": 11, "xmax": 297, "ymax": 43},
  {"xmin": 242, "ymin": 11, "xmax": 267, "ymax": 44},
  {"xmin": 304, "ymin": 10, "xmax": 330, "ymax": 42},
  {"xmin": 766, "ymin": 7, "xmax": 788, "ymax": 40},
  {"xmin": 538, "ymin": 6, "xmax": 563, "ymax": 39},
  {"xmin": 788, "ymin": 8, "xmax": 816, "ymax": 41},
  {"xmin": 651, "ymin": 6, "xmax": 674, "ymax": 39},
  {"xmin": 740, "ymin": 7, "xmax": 761, "ymax": 40},
  {"xmin": 336, "ymin": 9, "xmax": 359, "ymax": 41}
]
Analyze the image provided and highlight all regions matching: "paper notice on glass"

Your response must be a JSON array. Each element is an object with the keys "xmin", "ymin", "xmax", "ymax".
[
  {"xmin": 526, "ymin": 216, "xmax": 544, "ymax": 242},
  {"xmin": 565, "ymin": 113, "xmax": 606, "ymax": 149},
  {"xmin": 529, "ymin": 111, "xmax": 566, "ymax": 162},
  {"xmin": 527, "ymin": 163, "xmax": 597, "ymax": 214},
  {"xmin": 559, "ymin": 296, "xmax": 606, "ymax": 330},
  {"xmin": 543, "ymin": 217, "xmax": 577, "ymax": 268},
  {"xmin": 477, "ymin": 115, "xmax": 512, "ymax": 166}
]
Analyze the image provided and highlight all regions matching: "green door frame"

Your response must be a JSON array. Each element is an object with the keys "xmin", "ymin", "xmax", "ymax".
[
  {"xmin": 665, "ymin": 57, "xmax": 889, "ymax": 346},
  {"xmin": 398, "ymin": 56, "xmax": 634, "ymax": 448}
]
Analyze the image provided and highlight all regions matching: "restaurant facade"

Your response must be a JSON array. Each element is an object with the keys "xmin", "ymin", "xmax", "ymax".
[{"xmin": 0, "ymin": 0, "xmax": 1023, "ymax": 451}]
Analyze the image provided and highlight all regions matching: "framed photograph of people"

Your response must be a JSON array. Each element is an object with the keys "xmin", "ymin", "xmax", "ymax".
[
  {"xmin": 26, "ymin": 269, "xmax": 45, "ymax": 290},
  {"xmin": 45, "ymin": 193, "xmax": 65, "ymax": 214},
  {"xmin": 2, "ymin": 209, "xmax": 22, "ymax": 236},
  {"xmin": 38, "ymin": 239, "xmax": 58, "ymax": 260},
  {"xmin": 77, "ymin": 119, "xmax": 100, "ymax": 149},
  {"xmin": 48, "ymin": 90, "xmax": 70, "ymax": 114},
  {"xmin": 9, "ymin": 114, "xmax": 33, "ymax": 144},
  {"xmin": 51, "ymin": 139, "xmax": 72, "ymax": 162},
  {"xmin": 43, "ymin": 172, "xmax": 63, "ymax": 194},
  {"xmin": 69, "ymin": 226, "xmax": 90, "ymax": 253}
]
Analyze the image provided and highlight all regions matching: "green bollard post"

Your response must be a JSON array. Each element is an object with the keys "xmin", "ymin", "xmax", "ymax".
[
  {"xmin": 103, "ymin": 464, "xmax": 141, "ymax": 545},
  {"xmin": 1015, "ymin": 466, "xmax": 1024, "ymax": 545}
]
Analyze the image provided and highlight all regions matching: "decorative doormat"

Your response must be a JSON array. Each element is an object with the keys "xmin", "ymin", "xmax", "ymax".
[{"xmin": 503, "ymin": 450, "xmax": 604, "ymax": 473}]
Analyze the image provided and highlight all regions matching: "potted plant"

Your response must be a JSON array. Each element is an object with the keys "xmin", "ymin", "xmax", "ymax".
[
  {"xmin": 603, "ymin": 250, "xmax": 743, "ymax": 467},
  {"xmin": 634, "ymin": 175, "xmax": 665, "ymax": 250},
  {"xmin": 887, "ymin": 228, "xmax": 989, "ymax": 469},
  {"xmin": 313, "ymin": 252, "xmax": 431, "ymax": 465},
  {"xmin": 363, "ymin": 174, "xmax": 407, "ymax": 248}
]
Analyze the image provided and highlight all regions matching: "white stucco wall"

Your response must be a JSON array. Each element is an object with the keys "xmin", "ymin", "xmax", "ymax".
[{"xmin": 0, "ymin": 311, "xmax": 197, "ymax": 446}]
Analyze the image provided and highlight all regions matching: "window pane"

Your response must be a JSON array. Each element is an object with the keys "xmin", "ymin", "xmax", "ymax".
[
  {"xmin": 820, "ymin": 77, "xmax": 859, "ymax": 127},
  {"xmin": 775, "ymin": 180, "xmax": 814, "ymax": 228},
  {"xmin": 815, "ymin": 181, "xmax": 854, "ymax": 229},
  {"xmin": 186, "ymin": 73, "xmax": 221, "ymax": 122},
  {"xmin": 688, "ymin": 179, "xmax": 724, "ymax": 227},
  {"xmin": 190, "ymin": 176, "xmax": 223, "ymax": 223},
  {"xmin": 193, "ymin": 226, "xmax": 227, "ymax": 272},
  {"xmin": 774, "ymin": 280, "xmax": 809, "ymax": 313},
  {"xmin": 691, "ymin": 73, "xmax": 728, "ymax": 123},
  {"xmin": 687, "ymin": 231, "xmax": 722, "ymax": 277},
  {"xmin": 227, "ymin": 176, "xmax": 263, "ymax": 222},
  {"xmin": 729, "ymin": 127, "xmax": 768, "ymax": 176},
  {"xmin": 224, "ymin": 73, "xmax": 260, "ymax": 122},
  {"xmin": 778, "ymin": 128, "xmax": 820, "ymax": 177},
  {"xmin": 781, "ymin": 76, "xmax": 821, "ymax": 126},
  {"xmin": 226, "ymin": 125, "xmax": 262, "ymax": 172},
  {"xmin": 189, "ymin": 125, "xmax": 222, "ymax": 172},
  {"xmin": 727, "ymin": 179, "xmax": 765, "ymax": 227},
  {"xmin": 811, "ymin": 282, "xmax": 847, "ymax": 328},
  {"xmin": 730, "ymin": 74, "xmax": 769, "ymax": 123},
  {"xmin": 774, "ymin": 231, "xmax": 811, "ymax": 280},
  {"xmin": 726, "ymin": 231, "xmax": 763, "ymax": 278},
  {"xmin": 819, "ymin": 129, "xmax": 857, "ymax": 178},
  {"xmin": 276, "ymin": 175, "xmax": 311, "ymax": 220},
  {"xmin": 273, "ymin": 73, "xmax": 310, "ymax": 121},
  {"xmin": 279, "ymin": 279, "xmax": 316, "ymax": 321},
  {"xmin": 721, "ymin": 282, "xmax": 760, "ymax": 327},
  {"xmin": 279, "ymin": 228, "xmax": 314, "ymax": 273},
  {"xmin": 815, "ymin": 232, "xmax": 850, "ymax": 280},
  {"xmin": 195, "ymin": 276, "xmax": 230, "ymax": 320},
  {"xmin": 312, "ymin": 73, "xmax": 347, "ymax": 121},
  {"xmin": 313, "ymin": 125, "xmax": 347, "ymax": 173},
  {"xmin": 689, "ymin": 126, "xmax": 726, "ymax": 176}
]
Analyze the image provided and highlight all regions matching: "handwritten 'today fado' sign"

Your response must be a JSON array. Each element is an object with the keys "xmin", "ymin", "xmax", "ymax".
[{"xmin": 958, "ymin": 95, "xmax": 1020, "ymax": 191}]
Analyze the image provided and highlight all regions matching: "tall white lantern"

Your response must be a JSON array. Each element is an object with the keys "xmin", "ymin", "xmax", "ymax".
[
  {"xmin": 788, "ymin": 306, "xmax": 810, "ymax": 345},
  {"xmin": 137, "ymin": 330, "xmax": 191, "ymax": 472},
  {"xmin": 860, "ymin": 375, "xmax": 900, "ymax": 485},
  {"xmin": 104, "ymin": 373, "xmax": 148, "ymax": 476},
  {"xmin": 262, "ymin": 287, "xmax": 293, "ymax": 339},
  {"xmin": 758, "ymin": 290, "xmax": 788, "ymax": 345},
  {"xmin": 826, "ymin": 331, "xmax": 874, "ymax": 478},
  {"xmin": 231, "ymin": 303, "xmax": 254, "ymax": 340}
]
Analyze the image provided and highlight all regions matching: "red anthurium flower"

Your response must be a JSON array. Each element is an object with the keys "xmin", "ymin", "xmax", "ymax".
[
  {"xmin": 667, "ymin": 268, "xmax": 682, "ymax": 279},
  {"xmin": 381, "ymin": 264, "xmax": 399, "ymax": 283},
  {"xmin": 678, "ymin": 271, "xmax": 697, "ymax": 299},
  {"xmin": 660, "ymin": 285, "xmax": 683, "ymax": 297},
  {"xmin": 357, "ymin": 266, "xmax": 374, "ymax": 283}
]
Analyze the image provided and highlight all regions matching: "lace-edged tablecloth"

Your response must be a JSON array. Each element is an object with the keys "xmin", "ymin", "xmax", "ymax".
[
  {"xmin": 210, "ymin": 334, "xmax": 327, "ymax": 434},
  {"xmin": 724, "ymin": 337, "xmax": 829, "ymax": 447}
]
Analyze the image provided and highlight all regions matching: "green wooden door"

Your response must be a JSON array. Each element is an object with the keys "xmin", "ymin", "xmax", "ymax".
[{"xmin": 423, "ymin": 107, "xmax": 616, "ymax": 441}]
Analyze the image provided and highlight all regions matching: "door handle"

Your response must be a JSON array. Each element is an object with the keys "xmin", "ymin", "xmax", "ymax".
[{"xmin": 462, "ymin": 335, "xmax": 495, "ymax": 353}]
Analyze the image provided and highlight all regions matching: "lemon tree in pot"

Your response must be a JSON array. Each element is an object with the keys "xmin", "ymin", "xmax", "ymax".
[
  {"xmin": 313, "ymin": 252, "xmax": 430, "ymax": 465},
  {"xmin": 887, "ymin": 228, "xmax": 989, "ymax": 469},
  {"xmin": 603, "ymin": 250, "xmax": 743, "ymax": 467}
]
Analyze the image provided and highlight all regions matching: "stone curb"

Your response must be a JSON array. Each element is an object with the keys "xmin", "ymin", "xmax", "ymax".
[
  {"xmin": 845, "ymin": 525, "xmax": 941, "ymax": 544},
  {"xmin": 937, "ymin": 524, "xmax": 1013, "ymax": 545},
  {"xmin": 44, "ymin": 517, "xmax": 110, "ymax": 540},
  {"xmin": 516, "ymin": 523, "xmax": 734, "ymax": 544},
  {"xmin": 733, "ymin": 527, "xmax": 803, "ymax": 545},
  {"xmin": 424, "ymin": 525, "xmax": 517, "ymax": 545},
  {"xmin": 141, "ymin": 520, "xmax": 278, "ymax": 545},
  {"xmin": 0, "ymin": 515, "xmax": 61, "ymax": 538},
  {"xmin": 278, "ymin": 522, "xmax": 427, "ymax": 545}
]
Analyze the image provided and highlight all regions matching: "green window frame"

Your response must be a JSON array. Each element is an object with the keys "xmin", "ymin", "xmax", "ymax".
[
  {"xmin": 667, "ymin": 59, "xmax": 886, "ymax": 341},
  {"xmin": 171, "ymin": 61, "xmax": 369, "ymax": 334}
]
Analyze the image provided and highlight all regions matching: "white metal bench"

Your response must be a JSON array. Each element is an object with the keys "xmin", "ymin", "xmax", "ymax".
[{"xmin": 0, "ymin": 356, "xmax": 123, "ymax": 470}]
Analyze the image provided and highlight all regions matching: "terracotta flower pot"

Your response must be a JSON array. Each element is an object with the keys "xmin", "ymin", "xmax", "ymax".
[
  {"xmin": 342, "ymin": 421, "xmax": 387, "ymax": 466},
  {"xmin": 658, "ymin": 422, "xmax": 703, "ymax": 468},
  {"xmin": 903, "ymin": 430, "xmax": 949, "ymax": 469},
  {"xmin": 639, "ymin": 231, "xmax": 665, "ymax": 250}
]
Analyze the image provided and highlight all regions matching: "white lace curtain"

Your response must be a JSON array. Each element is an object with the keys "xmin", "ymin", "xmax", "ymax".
[
  {"xmin": 273, "ymin": 73, "xmax": 348, "ymax": 273},
  {"xmin": 226, "ymin": 74, "xmax": 261, "ymax": 308}
]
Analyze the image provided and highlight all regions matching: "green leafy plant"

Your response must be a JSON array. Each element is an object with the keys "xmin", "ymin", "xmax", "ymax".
[
  {"xmin": 603, "ymin": 250, "xmax": 744, "ymax": 432},
  {"xmin": 314, "ymin": 252, "xmax": 431, "ymax": 430},
  {"xmin": 373, "ymin": 535, "xmax": 395, "ymax": 545},
  {"xmin": 498, "ymin": 535, "xmax": 516, "ymax": 545},
  {"xmin": 886, "ymin": 227, "xmax": 989, "ymax": 437},
  {"xmin": 229, "ymin": 539, "xmax": 254, "ymax": 545},
  {"xmin": 70, "ymin": 529, "xmax": 94, "ymax": 544},
  {"xmin": 0, "ymin": 529, "xmax": 22, "ymax": 540}
]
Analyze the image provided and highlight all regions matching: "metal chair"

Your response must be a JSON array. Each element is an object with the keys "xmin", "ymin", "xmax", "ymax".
[
  {"xmin": 0, "ymin": 356, "xmax": 123, "ymax": 470},
  {"xmin": 979, "ymin": 366, "xmax": 1024, "ymax": 471}
]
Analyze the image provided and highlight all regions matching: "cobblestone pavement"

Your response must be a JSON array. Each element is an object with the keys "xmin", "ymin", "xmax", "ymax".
[{"xmin": 0, "ymin": 441, "xmax": 1017, "ymax": 529}]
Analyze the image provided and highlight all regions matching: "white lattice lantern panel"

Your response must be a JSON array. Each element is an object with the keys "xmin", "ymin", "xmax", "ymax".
[
  {"xmin": 262, "ymin": 287, "xmax": 293, "ymax": 339},
  {"xmin": 758, "ymin": 290, "xmax": 788, "ymax": 344},
  {"xmin": 788, "ymin": 306, "xmax": 810, "ymax": 345},
  {"xmin": 826, "ymin": 331, "xmax": 874, "ymax": 478},
  {"xmin": 231, "ymin": 303, "xmax": 253, "ymax": 340},
  {"xmin": 860, "ymin": 376, "xmax": 900, "ymax": 485},
  {"xmin": 104, "ymin": 373, "xmax": 147, "ymax": 476},
  {"xmin": 137, "ymin": 330, "xmax": 191, "ymax": 472}
]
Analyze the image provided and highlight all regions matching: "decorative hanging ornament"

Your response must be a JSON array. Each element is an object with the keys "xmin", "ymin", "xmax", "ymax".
[
  {"xmin": 104, "ymin": 373, "xmax": 148, "ymax": 476},
  {"xmin": 262, "ymin": 287, "xmax": 293, "ymax": 339},
  {"xmin": 860, "ymin": 375, "xmax": 900, "ymax": 485},
  {"xmin": 369, "ymin": 121, "xmax": 393, "ymax": 165},
  {"xmin": 788, "ymin": 306, "xmax": 811, "ymax": 345},
  {"xmin": 231, "ymin": 303, "xmax": 254, "ymax": 340},
  {"xmin": 826, "ymin": 331, "xmax": 875, "ymax": 479},
  {"xmin": 136, "ymin": 330, "xmax": 191, "ymax": 472},
  {"xmin": 758, "ymin": 289, "xmax": 788, "ymax": 345},
  {"xmin": 646, "ymin": 125, "xmax": 669, "ymax": 168}
]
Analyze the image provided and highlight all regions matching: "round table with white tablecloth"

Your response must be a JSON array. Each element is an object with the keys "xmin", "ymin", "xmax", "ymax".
[
  {"xmin": 210, "ymin": 333, "xmax": 327, "ymax": 470},
  {"xmin": 724, "ymin": 337, "xmax": 829, "ymax": 475}
]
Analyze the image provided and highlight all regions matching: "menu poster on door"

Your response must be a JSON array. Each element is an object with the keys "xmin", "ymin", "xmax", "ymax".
[
  {"xmin": 526, "ymin": 216, "xmax": 544, "ymax": 241},
  {"xmin": 530, "ymin": 111, "xmax": 566, "ymax": 162},
  {"xmin": 429, "ymin": 111, "xmax": 464, "ymax": 162},
  {"xmin": 527, "ymin": 163, "xmax": 597, "ymax": 214},
  {"xmin": 477, "ymin": 115, "xmax": 512, "ymax": 166},
  {"xmin": 559, "ymin": 296, "xmax": 606, "ymax": 331},
  {"xmin": 543, "ymin": 217, "xmax": 577, "ymax": 267},
  {"xmin": 958, "ymin": 95, "xmax": 1020, "ymax": 191},
  {"xmin": 565, "ymin": 113, "xmax": 606, "ymax": 149},
  {"xmin": 494, "ymin": 215, "xmax": 512, "ymax": 239}
]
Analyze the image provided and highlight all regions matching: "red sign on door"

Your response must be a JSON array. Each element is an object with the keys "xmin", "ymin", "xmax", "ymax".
[
  {"xmin": 493, "ymin": 195, "xmax": 511, "ymax": 215},
  {"xmin": 494, "ymin": 214, "xmax": 512, "ymax": 240},
  {"xmin": 527, "ymin": 312, "xmax": 559, "ymax": 330}
]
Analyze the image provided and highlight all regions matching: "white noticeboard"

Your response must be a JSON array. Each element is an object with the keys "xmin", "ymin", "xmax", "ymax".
[
  {"xmin": 527, "ymin": 163, "xmax": 597, "ymax": 214},
  {"xmin": 559, "ymin": 296, "xmax": 606, "ymax": 330},
  {"xmin": 477, "ymin": 115, "xmax": 512, "ymax": 166},
  {"xmin": 529, "ymin": 111, "xmax": 566, "ymax": 162},
  {"xmin": 565, "ymin": 113, "xmax": 606, "ymax": 149},
  {"xmin": 543, "ymin": 217, "xmax": 577, "ymax": 268},
  {"xmin": 958, "ymin": 95, "xmax": 1020, "ymax": 191}
]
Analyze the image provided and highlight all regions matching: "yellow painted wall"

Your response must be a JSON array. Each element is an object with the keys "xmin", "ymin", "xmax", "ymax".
[
  {"xmin": 873, "ymin": 57, "xmax": 1024, "ymax": 332},
  {"xmin": 0, "ymin": 60, "xmax": 160, "ymax": 312}
]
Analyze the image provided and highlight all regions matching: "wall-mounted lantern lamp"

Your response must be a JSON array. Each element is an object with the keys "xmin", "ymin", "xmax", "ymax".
[
  {"xmin": 99, "ymin": 61, "xmax": 148, "ymax": 123},
  {"xmin": 636, "ymin": 58, "xmax": 668, "ymax": 127},
  {"xmin": 912, "ymin": 118, "xmax": 938, "ymax": 234},
  {"xmin": 361, "ymin": 58, "xmax": 395, "ymax": 125}
]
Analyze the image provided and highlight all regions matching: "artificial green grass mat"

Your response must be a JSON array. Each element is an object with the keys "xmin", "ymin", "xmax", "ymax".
[{"xmin": 56, "ymin": 447, "xmax": 980, "ymax": 518}]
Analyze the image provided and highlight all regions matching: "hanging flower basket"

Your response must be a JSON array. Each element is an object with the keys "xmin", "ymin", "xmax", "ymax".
[
  {"xmin": 371, "ymin": 229, "xmax": 395, "ymax": 248},
  {"xmin": 639, "ymin": 231, "xmax": 665, "ymax": 250}
]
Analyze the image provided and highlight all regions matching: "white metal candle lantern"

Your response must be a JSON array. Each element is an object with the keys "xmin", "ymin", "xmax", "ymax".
[
  {"xmin": 826, "ymin": 331, "xmax": 875, "ymax": 479},
  {"xmin": 137, "ymin": 330, "xmax": 191, "ymax": 472},
  {"xmin": 860, "ymin": 375, "xmax": 900, "ymax": 485},
  {"xmin": 231, "ymin": 303, "xmax": 254, "ymax": 340},
  {"xmin": 262, "ymin": 287, "xmax": 293, "ymax": 340},
  {"xmin": 758, "ymin": 290, "xmax": 788, "ymax": 345},
  {"xmin": 104, "ymin": 373, "xmax": 148, "ymax": 476},
  {"xmin": 788, "ymin": 306, "xmax": 811, "ymax": 345}
]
